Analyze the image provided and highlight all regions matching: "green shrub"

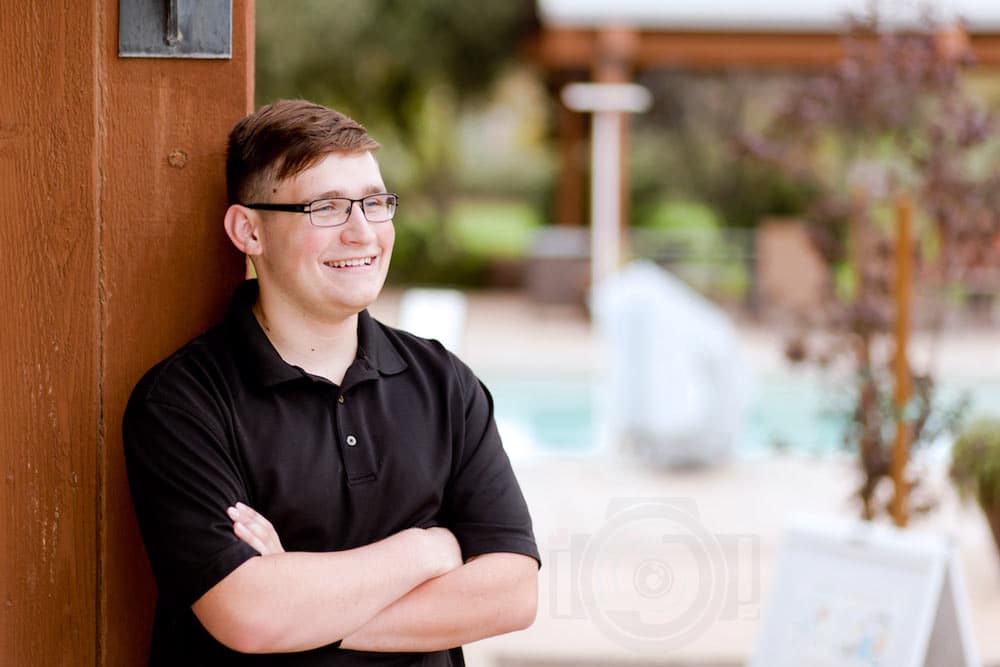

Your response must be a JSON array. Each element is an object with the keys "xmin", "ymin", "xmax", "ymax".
[{"xmin": 951, "ymin": 416, "xmax": 1000, "ymax": 508}]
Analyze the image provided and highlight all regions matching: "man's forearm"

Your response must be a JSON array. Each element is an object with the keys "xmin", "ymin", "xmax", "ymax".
[
  {"xmin": 192, "ymin": 527, "xmax": 461, "ymax": 653},
  {"xmin": 340, "ymin": 552, "xmax": 538, "ymax": 653}
]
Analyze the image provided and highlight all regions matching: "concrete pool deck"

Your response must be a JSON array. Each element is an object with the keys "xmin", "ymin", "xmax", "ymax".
[{"xmin": 370, "ymin": 288, "xmax": 1000, "ymax": 666}]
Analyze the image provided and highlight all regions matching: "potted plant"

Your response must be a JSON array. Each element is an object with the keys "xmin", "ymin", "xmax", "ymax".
[{"xmin": 950, "ymin": 416, "xmax": 1000, "ymax": 558}]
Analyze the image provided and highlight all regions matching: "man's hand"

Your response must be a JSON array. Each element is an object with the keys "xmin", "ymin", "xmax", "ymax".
[
  {"xmin": 217, "ymin": 503, "xmax": 521, "ymax": 653},
  {"xmin": 227, "ymin": 504, "xmax": 462, "ymax": 576},
  {"xmin": 227, "ymin": 502, "xmax": 285, "ymax": 555}
]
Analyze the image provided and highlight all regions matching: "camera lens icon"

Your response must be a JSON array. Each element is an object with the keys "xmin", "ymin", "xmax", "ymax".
[
  {"xmin": 633, "ymin": 559, "xmax": 674, "ymax": 599},
  {"xmin": 578, "ymin": 499, "xmax": 728, "ymax": 652}
]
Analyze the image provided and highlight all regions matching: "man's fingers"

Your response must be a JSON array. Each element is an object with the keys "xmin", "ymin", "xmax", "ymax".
[
  {"xmin": 247, "ymin": 519, "xmax": 272, "ymax": 541},
  {"xmin": 233, "ymin": 515, "xmax": 275, "ymax": 554},
  {"xmin": 233, "ymin": 519, "xmax": 265, "ymax": 553},
  {"xmin": 227, "ymin": 503, "xmax": 285, "ymax": 555},
  {"xmin": 235, "ymin": 502, "xmax": 270, "ymax": 527}
]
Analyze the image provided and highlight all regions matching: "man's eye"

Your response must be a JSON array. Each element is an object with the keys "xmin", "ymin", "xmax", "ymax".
[
  {"xmin": 365, "ymin": 196, "xmax": 395, "ymax": 209},
  {"xmin": 313, "ymin": 201, "xmax": 345, "ymax": 215}
]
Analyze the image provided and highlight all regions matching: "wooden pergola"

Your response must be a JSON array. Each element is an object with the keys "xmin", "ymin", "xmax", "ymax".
[
  {"xmin": 527, "ymin": 1, "xmax": 1000, "ymax": 228},
  {"xmin": 527, "ymin": 0, "xmax": 1000, "ymax": 528}
]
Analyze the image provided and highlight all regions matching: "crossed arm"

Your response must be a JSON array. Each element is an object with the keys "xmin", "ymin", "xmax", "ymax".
[{"xmin": 191, "ymin": 503, "xmax": 538, "ymax": 654}]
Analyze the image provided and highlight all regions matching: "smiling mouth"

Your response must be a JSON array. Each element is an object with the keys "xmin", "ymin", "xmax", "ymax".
[{"xmin": 324, "ymin": 256, "xmax": 375, "ymax": 269}]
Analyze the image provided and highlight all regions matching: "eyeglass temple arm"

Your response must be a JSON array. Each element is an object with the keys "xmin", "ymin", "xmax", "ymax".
[{"xmin": 242, "ymin": 203, "xmax": 310, "ymax": 213}]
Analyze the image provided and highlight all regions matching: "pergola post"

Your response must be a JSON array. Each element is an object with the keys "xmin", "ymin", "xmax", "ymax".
[
  {"xmin": 593, "ymin": 28, "xmax": 639, "ymax": 236},
  {"xmin": 563, "ymin": 82, "xmax": 651, "ymax": 288},
  {"xmin": 555, "ymin": 97, "xmax": 586, "ymax": 225}
]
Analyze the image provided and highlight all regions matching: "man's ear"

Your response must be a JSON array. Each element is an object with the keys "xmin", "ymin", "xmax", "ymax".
[{"xmin": 224, "ymin": 204, "xmax": 263, "ymax": 256}]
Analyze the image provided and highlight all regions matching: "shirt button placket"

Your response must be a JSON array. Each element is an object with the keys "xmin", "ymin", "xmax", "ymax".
[
  {"xmin": 338, "ymin": 396, "xmax": 357, "ymax": 447},
  {"xmin": 337, "ymin": 395, "xmax": 356, "ymax": 447},
  {"xmin": 337, "ymin": 390, "xmax": 378, "ymax": 483}
]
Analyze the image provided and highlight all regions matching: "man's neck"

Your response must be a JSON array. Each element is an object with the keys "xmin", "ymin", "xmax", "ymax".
[{"xmin": 253, "ymin": 294, "xmax": 360, "ymax": 385}]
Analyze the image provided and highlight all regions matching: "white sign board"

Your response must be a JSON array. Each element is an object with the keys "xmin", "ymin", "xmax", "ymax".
[{"xmin": 749, "ymin": 515, "xmax": 979, "ymax": 667}]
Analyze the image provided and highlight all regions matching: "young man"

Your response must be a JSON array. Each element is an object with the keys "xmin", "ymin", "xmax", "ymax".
[{"xmin": 123, "ymin": 100, "xmax": 540, "ymax": 665}]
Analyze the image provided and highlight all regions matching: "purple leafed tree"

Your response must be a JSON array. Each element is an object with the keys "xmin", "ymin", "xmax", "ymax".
[{"xmin": 742, "ymin": 8, "xmax": 1000, "ymax": 521}]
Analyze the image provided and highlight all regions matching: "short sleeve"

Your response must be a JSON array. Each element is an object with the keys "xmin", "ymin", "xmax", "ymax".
[
  {"xmin": 123, "ymin": 393, "xmax": 259, "ymax": 607},
  {"xmin": 443, "ymin": 359, "xmax": 541, "ymax": 568}
]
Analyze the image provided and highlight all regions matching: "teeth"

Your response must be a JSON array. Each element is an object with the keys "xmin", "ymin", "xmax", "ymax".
[{"xmin": 326, "ymin": 257, "xmax": 373, "ymax": 268}]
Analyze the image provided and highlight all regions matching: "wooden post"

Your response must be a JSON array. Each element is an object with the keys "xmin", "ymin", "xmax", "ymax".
[
  {"xmin": 890, "ymin": 193, "xmax": 914, "ymax": 528},
  {"xmin": 592, "ymin": 28, "xmax": 637, "ymax": 252},
  {"xmin": 562, "ymin": 82, "xmax": 651, "ymax": 288},
  {"xmin": 556, "ymin": 97, "xmax": 586, "ymax": 225},
  {"xmin": 0, "ymin": 2, "xmax": 253, "ymax": 664},
  {"xmin": 0, "ymin": 5, "xmax": 101, "ymax": 658}
]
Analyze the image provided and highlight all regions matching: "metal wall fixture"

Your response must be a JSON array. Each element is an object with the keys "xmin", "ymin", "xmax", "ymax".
[{"xmin": 119, "ymin": 0, "xmax": 232, "ymax": 59}]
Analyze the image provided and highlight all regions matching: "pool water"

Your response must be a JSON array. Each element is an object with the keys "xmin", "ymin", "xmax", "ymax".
[
  {"xmin": 485, "ymin": 374, "xmax": 1000, "ymax": 458},
  {"xmin": 487, "ymin": 377, "xmax": 596, "ymax": 454}
]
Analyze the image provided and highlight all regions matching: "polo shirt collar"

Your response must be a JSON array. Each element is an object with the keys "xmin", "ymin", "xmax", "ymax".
[
  {"xmin": 356, "ymin": 309, "xmax": 407, "ymax": 376},
  {"xmin": 228, "ymin": 279, "xmax": 407, "ymax": 388}
]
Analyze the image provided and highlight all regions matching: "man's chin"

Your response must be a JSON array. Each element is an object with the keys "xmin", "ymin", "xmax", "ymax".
[{"xmin": 327, "ymin": 288, "xmax": 383, "ymax": 314}]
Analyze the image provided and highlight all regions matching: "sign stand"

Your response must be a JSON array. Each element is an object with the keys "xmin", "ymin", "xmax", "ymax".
[{"xmin": 749, "ymin": 515, "xmax": 980, "ymax": 667}]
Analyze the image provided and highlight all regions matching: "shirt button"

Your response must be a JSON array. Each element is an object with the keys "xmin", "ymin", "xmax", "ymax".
[
  {"xmin": 346, "ymin": 434, "xmax": 358, "ymax": 447},
  {"xmin": 338, "ymin": 395, "xmax": 345, "ymax": 404}
]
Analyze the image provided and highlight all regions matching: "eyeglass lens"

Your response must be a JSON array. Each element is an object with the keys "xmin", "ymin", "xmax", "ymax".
[{"xmin": 310, "ymin": 194, "xmax": 397, "ymax": 226}]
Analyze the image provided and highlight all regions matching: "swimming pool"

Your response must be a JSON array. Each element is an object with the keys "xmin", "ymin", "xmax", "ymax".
[{"xmin": 485, "ymin": 374, "xmax": 1000, "ymax": 459}]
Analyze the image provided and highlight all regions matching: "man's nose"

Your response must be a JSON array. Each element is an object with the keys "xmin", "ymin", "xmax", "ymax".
[{"xmin": 340, "ymin": 203, "xmax": 377, "ymax": 242}]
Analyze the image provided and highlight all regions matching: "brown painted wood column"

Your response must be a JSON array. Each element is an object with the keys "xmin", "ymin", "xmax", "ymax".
[
  {"xmin": 1, "ymin": 2, "xmax": 253, "ymax": 664},
  {"xmin": 555, "ymin": 98, "xmax": 586, "ymax": 226}
]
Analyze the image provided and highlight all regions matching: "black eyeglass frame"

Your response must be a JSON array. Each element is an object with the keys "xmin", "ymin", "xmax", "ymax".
[{"xmin": 242, "ymin": 193, "xmax": 399, "ymax": 227}]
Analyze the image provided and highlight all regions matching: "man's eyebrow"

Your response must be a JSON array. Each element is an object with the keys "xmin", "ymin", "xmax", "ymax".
[{"xmin": 312, "ymin": 185, "xmax": 387, "ymax": 199}]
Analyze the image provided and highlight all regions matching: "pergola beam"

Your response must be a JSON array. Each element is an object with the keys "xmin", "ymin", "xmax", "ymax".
[
  {"xmin": 528, "ymin": 20, "xmax": 1000, "ymax": 287},
  {"xmin": 528, "ymin": 28, "xmax": 1000, "ymax": 70}
]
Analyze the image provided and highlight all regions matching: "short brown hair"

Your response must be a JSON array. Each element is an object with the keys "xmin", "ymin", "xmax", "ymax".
[{"xmin": 226, "ymin": 99, "xmax": 380, "ymax": 204}]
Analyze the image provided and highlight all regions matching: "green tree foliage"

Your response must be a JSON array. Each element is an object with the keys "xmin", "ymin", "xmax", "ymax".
[
  {"xmin": 256, "ymin": 0, "xmax": 535, "ymax": 146},
  {"xmin": 635, "ymin": 71, "xmax": 821, "ymax": 231},
  {"xmin": 255, "ymin": 0, "xmax": 538, "ymax": 284}
]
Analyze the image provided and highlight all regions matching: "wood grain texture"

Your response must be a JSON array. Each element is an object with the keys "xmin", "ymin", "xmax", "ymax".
[
  {"xmin": 0, "ymin": 1, "xmax": 252, "ymax": 664},
  {"xmin": 97, "ymin": 1, "xmax": 253, "ymax": 665},
  {"xmin": 0, "ymin": 3, "xmax": 101, "ymax": 665}
]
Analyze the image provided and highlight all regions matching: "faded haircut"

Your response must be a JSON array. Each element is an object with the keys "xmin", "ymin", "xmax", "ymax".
[{"xmin": 226, "ymin": 99, "xmax": 380, "ymax": 204}]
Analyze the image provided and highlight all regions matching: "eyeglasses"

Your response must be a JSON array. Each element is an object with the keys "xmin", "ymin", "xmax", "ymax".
[{"xmin": 242, "ymin": 193, "xmax": 399, "ymax": 227}]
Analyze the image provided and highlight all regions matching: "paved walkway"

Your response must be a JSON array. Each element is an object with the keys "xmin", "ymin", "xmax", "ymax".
[{"xmin": 371, "ymin": 289, "xmax": 1000, "ymax": 666}]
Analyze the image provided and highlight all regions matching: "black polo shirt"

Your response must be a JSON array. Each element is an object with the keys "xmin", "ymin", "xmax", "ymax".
[{"xmin": 123, "ymin": 279, "xmax": 539, "ymax": 666}]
